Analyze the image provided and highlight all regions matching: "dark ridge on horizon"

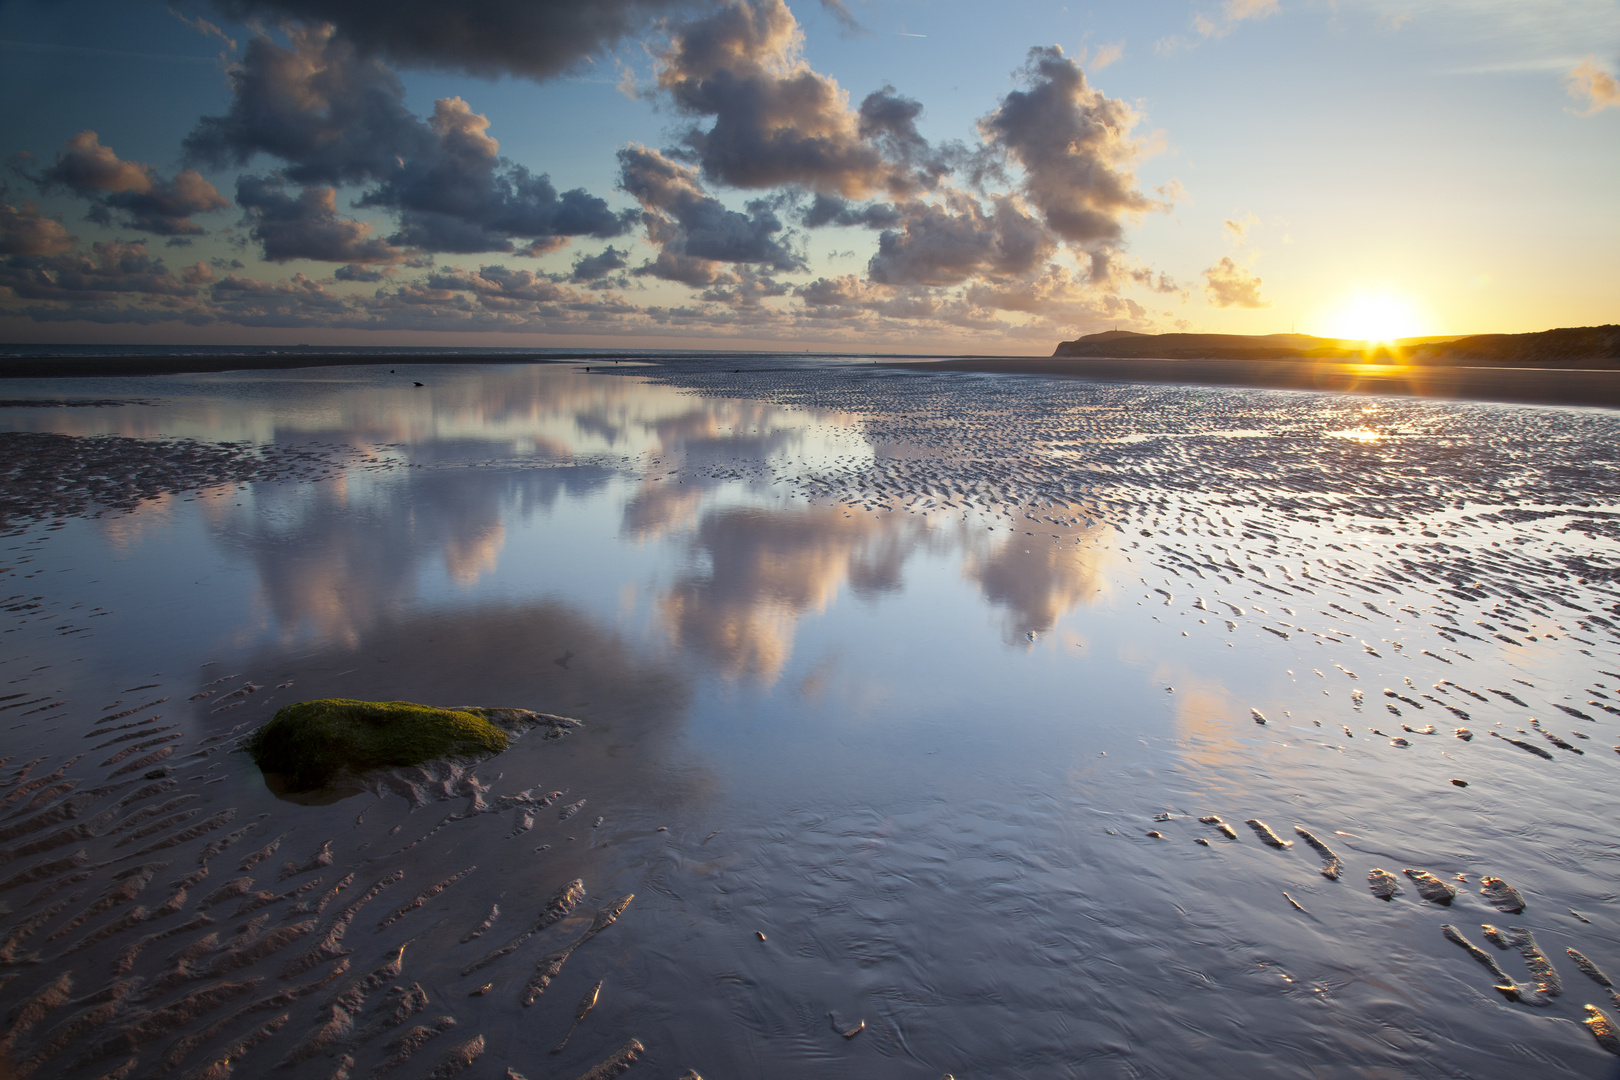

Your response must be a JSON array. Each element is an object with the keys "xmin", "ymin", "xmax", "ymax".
[{"xmin": 1054, "ymin": 324, "xmax": 1620, "ymax": 367}]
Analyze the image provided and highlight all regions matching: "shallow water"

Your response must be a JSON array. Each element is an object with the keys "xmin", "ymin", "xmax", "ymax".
[{"xmin": 2, "ymin": 359, "xmax": 1620, "ymax": 1079}]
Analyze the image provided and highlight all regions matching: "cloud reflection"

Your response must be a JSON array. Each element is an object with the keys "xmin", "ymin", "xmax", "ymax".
[
  {"xmin": 967, "ymin": 524, "xmax": 1113, "ymax": 645},
  {"xmin": 659, "ymin": 504, "xmax": 925, "ymax": 681}
]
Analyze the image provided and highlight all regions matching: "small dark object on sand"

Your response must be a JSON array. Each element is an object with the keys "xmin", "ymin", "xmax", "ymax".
[
  {"xmin": 1368, "ymin": 868, "xmax": 1401, "ymax": 900},
  {"xmin": 1404, "ymin": 868, "xmax": 1456, "ymax": 905},
  {"xmin": 1245, "ymin": 819, "xmax": 1292, "ymax": 848},
  {"xmin": 1480, "ymin": 876, "xmax": 1526, "ymax": 914}
]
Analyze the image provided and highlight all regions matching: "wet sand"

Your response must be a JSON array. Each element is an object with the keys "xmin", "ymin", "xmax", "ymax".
[
  {"xmin": 905, "ymin": 355, "xmax": 1620, "ymax": 409},
  {"xmin": 3, "ymin": 359, "xmax": 1620, "ymax": 1078}
]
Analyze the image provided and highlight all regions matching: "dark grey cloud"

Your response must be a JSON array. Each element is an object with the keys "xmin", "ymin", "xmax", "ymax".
[
  {"xmin": 186, "ymin": 25, "xmax": 432, "ymax": 186},
  {"xmin": 570, "ymin": 245, "xmax": 629, "ymax": 283},
  {"xmin": 866, "ymin": 192, "xmax": 1053, "ymax": 287},
  {"xmin": 209, "ymin": 0, "xmax": 701, "ymax": 81},
  {"xmin": 187, "ymin": 28, "xmax": 631, "ymax": 254},
  {"xmin": 799, "ymin": 193, "xmax": 902, "ymax": 229},
  {"xmin": 333, "ymin": 262, "xmax": 390, "ymax": 282},
  {"xmin": 0, "ymin": 191, "xmax": 75, "ymax": 256},
  {"xmin": 33, "ymin": 132, "xmax": 228, "ymax": 237},
  {"xmin": 0, "ymin": 240, "xmax": 198, "ymax": 302},
  {"xmin": 618, "ymin": 145, "xmax": 804, "ymax": 283},
  {"xmin": 657, "ymin": 0, "xmax": 901, "ymax": 197},
  {"xmin": 361, "ymin": 98, "xmax": 634, "ymax": 254},
  {"xmin": 236, "ymin": 174, "xmax": 405, "ymax": 263},
  {"xmin": 211, "ymin": 271, "xmax": 350, "ymax": 319},
  {"xmin": 981, "ymin": 46, "xmax": 1161, "ymax": 248},
  {"xmin": 424, "ymin": 264, "xmax": 572, "ymax": 305}
]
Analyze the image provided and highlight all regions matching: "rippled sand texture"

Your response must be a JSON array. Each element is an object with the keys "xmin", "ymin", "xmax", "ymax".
[{"xmin": 2, "ymin": 359, "xmax": 1620, "ymax": 1079}]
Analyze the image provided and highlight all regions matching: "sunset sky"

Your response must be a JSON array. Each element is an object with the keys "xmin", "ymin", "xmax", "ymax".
[{"xmin": 1, "ymin": 0, "xmax": 1615, "ymax": 351}]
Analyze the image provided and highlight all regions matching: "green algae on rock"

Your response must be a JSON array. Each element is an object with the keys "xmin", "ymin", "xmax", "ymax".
[{"xmin": 245, "ymin": 699, "xmax": 559, "ymax": 790}]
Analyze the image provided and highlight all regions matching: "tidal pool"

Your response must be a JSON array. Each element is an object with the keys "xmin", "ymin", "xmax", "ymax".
[{"xmin": 2, "ymin": 359, "xmax": 1619, "ymax": 1079}]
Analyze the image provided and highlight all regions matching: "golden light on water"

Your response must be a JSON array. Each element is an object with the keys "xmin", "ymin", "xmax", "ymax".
[{"xmin": 1323, "ymin": 292, "xmax": 1427, "ymax": 344}]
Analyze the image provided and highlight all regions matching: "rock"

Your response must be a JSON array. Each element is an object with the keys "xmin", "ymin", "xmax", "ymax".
[{"xmin": 244, "ymin": 699, "xmax": 566, "ymax": 790}]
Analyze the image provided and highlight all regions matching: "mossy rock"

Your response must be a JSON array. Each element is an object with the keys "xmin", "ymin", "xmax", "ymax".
[{"xmin": 246, "ymin": 698, "xmax": 518, "ymax": 791}]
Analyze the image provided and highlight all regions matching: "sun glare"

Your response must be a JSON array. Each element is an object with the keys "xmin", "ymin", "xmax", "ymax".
[{"xmin": 1324, "ymin": 293, "xmax": 1427, "ymax": 344}]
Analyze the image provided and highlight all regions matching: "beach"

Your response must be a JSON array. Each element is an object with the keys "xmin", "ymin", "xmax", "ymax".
[
  {"xmin": 906, "ymin": 355, "xmax": 1620, "ymax": 409},
  {"xmin": 2, "ymin": 356, "xmax": 1619, "ymax": 1079}
]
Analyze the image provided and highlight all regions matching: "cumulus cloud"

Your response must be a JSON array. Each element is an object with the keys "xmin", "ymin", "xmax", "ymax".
[
  {"xmin": 1202, "ymin": 256, "xmax": 1268, "ymax": 308},
  {"xmin": 1567, "ymin": 58, "xmax": 1620, "ymax": 114},
  {"xmin": 618, "ymin": 145, "xmax": 803, "ymax": 283},
  {"xmin": 656, "ymin": 0, "xmax": 905, "ymax": 196},
  {"xmin": 361, "ymin": 97, "xmax": 634, "ymax": 253},
  {"xmin": 570, "ymin": 245, "xmax": 629, "ymax": 284},
  {"xmin": 34, "ymin": 132, "xmax": 228, "ymax": 236},
  {"xmin": 0, "ymin": 192, "xmax": 75, "ymax": 256},
  {"xmin": 981, "ymin": 47, "xmax": 1161, "ymax": 256},
  {"xmin": 186, "ymin": 26, "xmax": 630, "ymax": 253},
  {"xmin": 236, "ymin": 175, "xmax": 405, "ymax": 263},
  {"xmin": 185, "ymin": 25, "xmax": 432, "ymax": 185},
  {"xmin": 866, "ymin": 190, "xmax": 1053, "ymax": 287}
]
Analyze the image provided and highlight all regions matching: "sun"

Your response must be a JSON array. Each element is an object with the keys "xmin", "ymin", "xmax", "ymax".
[{"xmin": 1324, "ymin": 292, "xmax": 1427, "ymax": 344}]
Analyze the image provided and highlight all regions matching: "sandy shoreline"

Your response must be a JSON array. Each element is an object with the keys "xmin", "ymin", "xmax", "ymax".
[
  {"xmin": 898, "ymin": 355, "xmax": 1620, "ymax": 408},
  {"xmin": 4, "ymin": 350, "xmax": 1615, "ymax": 409}
]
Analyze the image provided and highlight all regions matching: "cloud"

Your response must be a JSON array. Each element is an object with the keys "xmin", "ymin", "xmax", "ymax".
[
  {"xmin": 185, "ymin": 24, "xmax": 433, "ymax": 185},
  {"xmin": 866, "ymin": 190, "xmax": 1053, "ymax": 287},
  {"xmin": 618, "ymin": 144, "xmax": 804, "ymax": 282},
  {"xmin": 655, "ymin": 0, "xmax": 904, "ymax": 196},
  {"xmin": 361, "ymin": 98, "xmax": 635, "ymax": 254},
  {"xmin": 1202, "ymin": 256, "xmax": 1269, "ymax": 308},
  {"xmin": 1223, "ymin": 212, "xmax": 1259, "ymax": 243},
  {"xmin": 333, "ymin": 262, "xmax": 391, "ymax": 281},
  {"xmin": 208, "ymin": 0, "xmax": 704, "ymax": 81},
  {"xmin": 964, "ymin": 263, "xmax": 1093, "ymax": 314},
  {"xmin": 0, "ymin": 240, "xmax": 198, "ymax": 303},
  {"xmin": 0, "ymin": 192, "xmax": 75, "ymax": 256},
  {"xmin": 236, "ymin": 175, "xmax": 405, "ymax": 263},
  {"xmin": 186, "ymin": 30, "xmax": 632, "ymax": 254},
  {"xmin": 209, "ymin": 271, "xmax": 350, "ymax": 322},
  {"xmin": 1194, "ymin": 0, "xmax": 1281, "ymax": 39},
  {"xmin": 569, "ymin": 245, "xmax": 629, "ymax": 284},
  {"xmin": 799, "ymin": 193, "xmax": 903, "ymax": 229},
  {"xmin": 36, "ymin": 132, "xmax": 228, "ymax": 236},
  {"xmin": 1089, "ymin": 43, "xmax": 1123, "ymax": 70},
  {"xmin": 980, "ymin": 47, "xmax": 1162, "ymax": 254},
  {"xmin": 170, "ymin": 7, "xmax": 237, "ymax": 50},
  {"xmin": 1567, "ymin": 58, "xmax": 1620, "ymax": 114}
]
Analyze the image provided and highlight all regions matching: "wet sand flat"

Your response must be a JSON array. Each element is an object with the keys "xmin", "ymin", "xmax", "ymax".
[
  {"xmin": 2, "ymin": 358, "xmax": 1620, "ymax": 1079},
  {"xmin": 906, "ymin": 354, "xmax": 1620, "ymax": 409}
]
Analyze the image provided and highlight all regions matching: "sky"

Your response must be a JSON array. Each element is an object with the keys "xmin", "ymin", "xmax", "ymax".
[{"xmin": 0, "ymin": 0, "xmax": 1615, "ymax": 352}]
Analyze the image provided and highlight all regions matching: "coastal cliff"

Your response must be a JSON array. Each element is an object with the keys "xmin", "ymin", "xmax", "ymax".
[{"xmin": 1053, "ymin": 326, "xmax": 1620, "ymax": 368}]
